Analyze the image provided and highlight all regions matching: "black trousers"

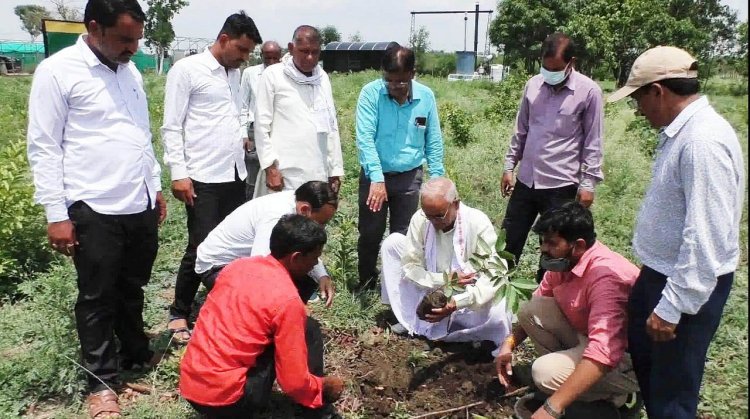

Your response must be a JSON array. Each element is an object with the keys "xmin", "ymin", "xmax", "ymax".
[
  {"xmin": 357, "ymin": 167, "xmax": 423, "ymax": 285},
  {"xmin": 170, "ymin": 175, "xmax": 245, "ymax": 320},
  {"xmin": 203, "ymin": 268, "xmax": 319, "ymax": 306},
  {"xmin": 501, "ymin": 181, "xmax": 578, "ymax": 282},
  {"xmin": 68, "ymin": 201, "xmax": 159, "ymax": 392},
  {"xmin": 628, "ymin": 266, "xmax": 734, "ymax": 419},
  {"xmin": 187, "ymin": 317, "xmax": 326, "ymax": 419}
]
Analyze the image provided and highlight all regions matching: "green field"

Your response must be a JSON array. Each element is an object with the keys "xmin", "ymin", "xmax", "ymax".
[{"xmin": 0, "ymin": 71, "xmax": 746, "ymax": 418}]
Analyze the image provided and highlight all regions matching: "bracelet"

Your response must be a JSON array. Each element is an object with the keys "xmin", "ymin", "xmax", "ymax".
[
  {"xmin": 543, "ymin": 399, "xmax": 564, "ymax": 419},
  {"xmin": 504, "ymin": 335, "xmax": 516, "ymax": 349}
]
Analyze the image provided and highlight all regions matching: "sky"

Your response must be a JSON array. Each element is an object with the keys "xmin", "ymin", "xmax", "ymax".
[{"xmin": 1, "ymin": 0, "xmax": 747, "ymax": 53}]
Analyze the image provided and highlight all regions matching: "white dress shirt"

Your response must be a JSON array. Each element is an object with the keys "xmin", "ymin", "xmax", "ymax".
[
  {"xmin": 239, "ymin": 63, "xmax": 265, "ymax": 130},
  {"xmin": 27, "ymin": 35, "xmax": 161, "ymax": 222},
  {"xmin": 195, "ymin": 190, "xmax": 328, "ymax": 280},
  {"xmin": 633, "ymin": 96, "xmax": 745, "ymax": 323},
  {"xmin": 253, "ymin": 63, "xmax": 344, "ymax": 196},
  {"xmin": 161, "ymin": 49, "xmax": 247, "ymax": 183}
]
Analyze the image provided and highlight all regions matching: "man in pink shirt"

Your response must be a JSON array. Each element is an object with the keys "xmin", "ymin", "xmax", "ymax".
[{"xmin": 495, "ymin": 202, "xmax": 641, "ymax": 418}]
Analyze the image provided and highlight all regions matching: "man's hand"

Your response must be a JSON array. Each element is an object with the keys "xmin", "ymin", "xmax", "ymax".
[
  {"xmin": 265, "ymin": 165, "xmax": 284, "ymax": 191},
  {"xmin": 425, "ymin": 298, "xmax": 457, "ymax": 323},
  {"xmin": 171, "ymin": 178, "xmax": 196, "ymax": 206},
  {"xmin": 243, "ymin": 137, "xmax": 255, "ymax": 152},
  {"xmin": 322, "ymin": 376, "xmax": 345, "ymax": 403},
  {"xmin": 495, "ymin": 343, "xmax": 514, "ymax": 387},
  {"xmin": 318, "ymin": 276, "xmax": 336, "ymax": 308},
  {"xmin": 501, "ymin": 171, "xmax": 515, "ymax": 198},
  {"xmin": 576, "ymin": 189, "xmax": 595, "ymax": 208},
  {"xmin": 646, "ymin": 311, "xmax": 677, "ymax": 342},
  {"xmin": 328, "ymin": 176, "xmax": 341, "ymax": 194},
  {"xmin": 366, "ymin": 182, "xmax": 387, "ymax": 212},
  {"xmin": 156, "ymin": 191, "xmax": 167, "ymax": 225},
  {"xmin": 48, "ymin": 220, "xmax": 78, "ymax": 257},
  {"xmin": 455, "ymin": 271, "xmax": 476, "ymax": 286}
]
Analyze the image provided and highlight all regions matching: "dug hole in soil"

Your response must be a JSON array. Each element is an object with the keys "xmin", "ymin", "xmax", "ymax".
[{"xmin": 324, "ymin": 312, "xmax": 523, "ymax": 418}]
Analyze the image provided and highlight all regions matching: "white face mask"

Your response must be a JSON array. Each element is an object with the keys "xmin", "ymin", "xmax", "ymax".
[{"xmin": 540, "ymin": 63, "xmax": 570, "ymax": 86}]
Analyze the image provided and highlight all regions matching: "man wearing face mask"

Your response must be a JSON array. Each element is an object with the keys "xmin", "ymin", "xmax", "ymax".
[
  {"xmin": 239, "ymin": 40, "xmax": 282, "ymax": 200},
  {"xmin": 253, "ymin": 25, "xmax": 344, "ymax": 198},
  {"xmin": 162, "ymin": 12, "xmax": 262, "ymax": 344},
  {"xmin": 495, "ymin": 202, "xmax": 641, "ymax": 419},
  {"xmin": 380, "ymin": 178, "xmax": 512, "ymax": 352},
  {"xmin": 500, "ymin": 32, "xmax": 604, "ymax": 283}
]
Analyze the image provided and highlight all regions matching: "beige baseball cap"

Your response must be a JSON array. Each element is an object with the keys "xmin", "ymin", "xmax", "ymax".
[{"xmin": 607, "ymin": 46, "xmax": 698, "ymax": 102}]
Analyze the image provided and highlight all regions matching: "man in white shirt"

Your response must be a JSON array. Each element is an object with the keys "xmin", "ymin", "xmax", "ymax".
[
  {"xmin": 162, "ymin": 12, "xmax": 262, "ymax": 343},
  {"xmin": 26, "ymin": 0, "xmax": 167, "ymax": 416},
  {"xmin": 380, "ymin": 178, "xmax": 512, "ymax": 353},
  {"xmin": 195, "ymin": 181, "xmax": 338, "ymax": 306},
  {"xmin": 253, "ymin": 25, "xmax": 344, "ymax": 197},
  {"xmin": 240, "ymin": 40, "xmax": 281, "ymax": 200}
]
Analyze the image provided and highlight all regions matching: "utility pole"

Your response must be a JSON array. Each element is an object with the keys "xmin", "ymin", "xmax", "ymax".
[{"xmin": 473, "ymin": 1, "xmax": 479, "ymax": 68}]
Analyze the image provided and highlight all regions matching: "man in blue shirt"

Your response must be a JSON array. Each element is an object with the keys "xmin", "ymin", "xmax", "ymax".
[{"xmin": 355, "ymin": 45, "xmax": 445, "ymax": 289}]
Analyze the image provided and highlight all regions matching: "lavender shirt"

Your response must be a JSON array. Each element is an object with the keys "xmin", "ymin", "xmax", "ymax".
[{"xmin": 503, "ymin": 70, "xmax": 604, "ymax": 191}]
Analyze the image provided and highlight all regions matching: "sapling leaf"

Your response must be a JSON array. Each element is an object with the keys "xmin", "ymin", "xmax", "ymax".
[
  {"xmin": 477, "ymin": 236, "xmax": 492, "ymax": 255},
  {"xmin": 511, "ymin": 281, "xmax": 540, "ymax": 291},
  {"xmin": 444, "ymin": 287, "xmax": 453, "ymax": 298}
]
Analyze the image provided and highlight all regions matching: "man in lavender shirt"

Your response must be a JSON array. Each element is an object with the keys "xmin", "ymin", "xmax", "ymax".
[{"xmin": 500, "ymin": 32, "xmax": 603, "ymax": 282}]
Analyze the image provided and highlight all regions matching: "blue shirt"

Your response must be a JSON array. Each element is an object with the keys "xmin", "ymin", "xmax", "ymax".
[{"xmin": 355, "ymin": 79, "xmax": 445, "ymax": 182}]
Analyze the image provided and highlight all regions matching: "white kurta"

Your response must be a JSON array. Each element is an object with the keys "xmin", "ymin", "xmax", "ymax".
[
  {"xmin": 253, "ymin": 63, "xmax": 344, "ymax": 197},
  {"xmin": 380, "ymin": 204, "xmax": 512, "ymax": 351}
]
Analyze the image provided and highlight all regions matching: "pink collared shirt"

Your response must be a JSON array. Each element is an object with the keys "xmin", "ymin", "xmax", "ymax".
[{"xmin": 533, "ymin": 241, "xmax": 639, "ymax": 367}]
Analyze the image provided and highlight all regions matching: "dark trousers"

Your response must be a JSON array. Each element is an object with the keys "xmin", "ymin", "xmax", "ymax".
[
  {"xmin": 628, "ymin": 266, "xmax": 734, "ymax": 419},
  {"xmin": 501, "ymin": 181, "xmax": 578, "ymax": 282},
  {"xmin": 244, "ymin": 149, "xmax": 260, "ymax": 202},
  {"xmin": 68, "ymin": 201, "xmax": 159, "ymax": 392},
  {"xmin": 357, "ymin": 167, "xmax": 423, "ymax": 285},
  {"xmin": 187, "ymin": 317, "xmax": 326, "ymax": 419},
  {"xmin": 203, "ymin": 268, "xmax": 319, "ymax": 306},
  {"xmin": 170, "ymin": 175, "xmax": 245, "ymax": 320}
]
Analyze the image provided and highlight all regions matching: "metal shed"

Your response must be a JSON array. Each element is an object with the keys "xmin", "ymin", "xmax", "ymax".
[{"xmin": 321, "ymin": 41, "xmax": 398, "ymax": 73}]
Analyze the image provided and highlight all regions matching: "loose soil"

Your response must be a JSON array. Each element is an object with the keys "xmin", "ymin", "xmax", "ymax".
[{"xmin": 326, "ymin": 326, "xmax": 519, "ymax": 418}]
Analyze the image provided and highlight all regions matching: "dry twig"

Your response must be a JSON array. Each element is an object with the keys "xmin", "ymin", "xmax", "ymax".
[{"xmin": 411, "ymin": 401, "xmax": 485, "ymax": 419}]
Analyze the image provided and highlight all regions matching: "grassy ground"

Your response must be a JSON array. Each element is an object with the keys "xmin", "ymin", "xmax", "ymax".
[{"xmin": 0, "ymin": 72, "xmax": 746, "ymax": 418}]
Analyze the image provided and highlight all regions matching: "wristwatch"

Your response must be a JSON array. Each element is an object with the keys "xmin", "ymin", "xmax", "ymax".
[{"xmin": 543, "ymin": 399, "xmax": 564, "ymax": 419}]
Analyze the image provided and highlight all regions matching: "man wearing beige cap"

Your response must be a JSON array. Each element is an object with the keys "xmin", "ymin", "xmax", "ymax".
[{"xmin": 609, "ymin": 46, "xmax": 745, "ymax": 418}]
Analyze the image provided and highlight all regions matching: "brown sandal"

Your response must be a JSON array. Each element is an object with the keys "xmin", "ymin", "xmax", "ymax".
[
  {"xmin": 87, "ymin": 389, "xmax": 121, "ymax": 418},
  {"xmin": 167, "ymin": 318, "xmax": 192, "ymax": 345}
]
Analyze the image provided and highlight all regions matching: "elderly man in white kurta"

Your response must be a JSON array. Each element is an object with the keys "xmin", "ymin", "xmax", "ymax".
[
  {"xmin": 381, "ymin": 177, "xmax": 513, "ymax": 354},
  {"xmin": 253, "ymin": 25, "xmax": 344, "ymax": 197}
]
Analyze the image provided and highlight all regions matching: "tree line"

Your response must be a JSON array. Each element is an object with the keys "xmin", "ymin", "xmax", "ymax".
[{"xmin": 488, "ymin": 0, "xmax": 748, "ymax": 84}]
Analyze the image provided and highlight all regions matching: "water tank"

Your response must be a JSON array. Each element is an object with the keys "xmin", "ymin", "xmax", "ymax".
[{"xmin": 455, "ymin": 51, "xmax": 475, "ymax": 75}]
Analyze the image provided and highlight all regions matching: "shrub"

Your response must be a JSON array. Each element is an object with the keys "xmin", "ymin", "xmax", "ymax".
[
  {"xmin": 439, "ymin": 102, "xmax": 475, "ymax": 148},
  {"xmin": 0, "ymin": 138, "xmax": 54, "ymax": 297},
  {"xmin": 483, "ymin": 70, "xmax": 529, "ymax": 122},
  {"xmin": 625, "ymin": 117, "xmax": 659, "ymax": 158}
]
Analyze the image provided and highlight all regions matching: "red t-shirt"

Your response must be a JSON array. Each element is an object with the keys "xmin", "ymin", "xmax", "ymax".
[{"xmin": 179, "ymin": 255, "xmax": 324, "ymax": 408}]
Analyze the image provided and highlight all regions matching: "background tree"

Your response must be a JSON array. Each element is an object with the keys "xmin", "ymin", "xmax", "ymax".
[
  {"xmin": 13, "ymin": 5, "xmax": 52, "ymax": 41},
  {"xmin": 51, "ymin": 0, "xmax": 82, "ymax": 21},
  {"xmin": 348, "ymin": 31, "xmax": 363, "ymax": 42},
  {"xmin": 488, "ymin": 0, "xmax": 570, "ymax": 73},
  {"xmin": 144, "ymin": 0, "xmax": 188, "ymax": 75},
  {"xmin": 319, "ymin": 25, "xmax": 341, "ymax": 45},
  {"xmin": 409, "ymin": 25, "xmax": 430, "ymax": 73}
]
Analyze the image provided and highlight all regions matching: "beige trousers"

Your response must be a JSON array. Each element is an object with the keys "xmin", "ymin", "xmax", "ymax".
[{"xmin": 518, "ymin": 296, "xmax": 639, "ymax": 405}]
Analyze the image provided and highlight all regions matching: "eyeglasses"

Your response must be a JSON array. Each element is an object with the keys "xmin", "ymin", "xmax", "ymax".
[
  {"xmin": 423, "ymin": 202, "xmax": 455, "ymax": 222},
  {"xmin": 383, "ymin": 79, "xmax": 410, "ymax": 88}
]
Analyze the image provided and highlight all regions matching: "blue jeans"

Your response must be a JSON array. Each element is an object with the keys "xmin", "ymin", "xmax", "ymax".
[{"xmin": 628, "ymin": 266, "xmax": 733, "ymax": 418}]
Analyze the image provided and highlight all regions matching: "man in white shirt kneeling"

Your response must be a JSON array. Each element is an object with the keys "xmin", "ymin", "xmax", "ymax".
[
  {"xmin": 196, "ymin": 181, "xmax": 338, "ymax": 306},
  {"xmin": 380, "ymin": 177, "xmax": 513, "ymax": 354}
]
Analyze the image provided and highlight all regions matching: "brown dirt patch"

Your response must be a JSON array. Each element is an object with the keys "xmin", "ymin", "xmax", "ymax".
[{"xmin": 326, "ymin": 327, "xmax": 519, "ymax": 418}]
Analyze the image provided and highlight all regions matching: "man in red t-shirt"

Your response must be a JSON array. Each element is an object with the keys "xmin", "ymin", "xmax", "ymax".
[{"xmin": 180, "ymin": 214, "xmax": 344, "ymax": 418}]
